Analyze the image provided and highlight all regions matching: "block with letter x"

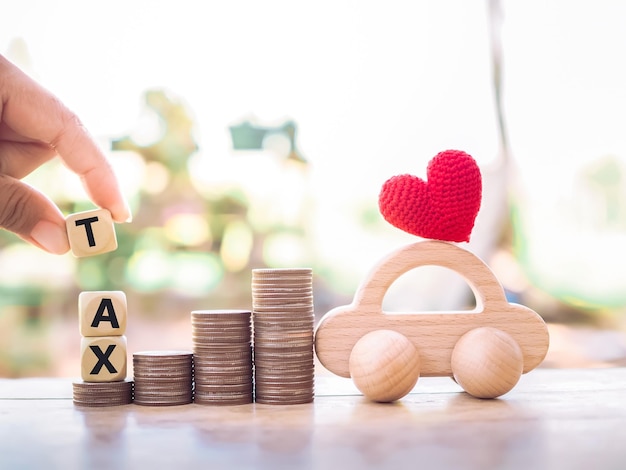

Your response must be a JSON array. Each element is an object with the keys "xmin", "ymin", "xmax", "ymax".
[
  {"xmin": 79, "ymin": 291, "xmax": 127, "ymax": 337},
  {"xmin": 80, "ymin": 336, "xmax": 127, "ymax": 382},
  {"xmin": 66, "ymin": 208, "xmax": 118, "ymax": 257}
]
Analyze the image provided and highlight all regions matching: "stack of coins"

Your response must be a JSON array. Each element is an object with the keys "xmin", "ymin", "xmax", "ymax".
[
  {"xmin": 191, "ymin": 310, "xmax": 253, "ymax": 405},
  {"xmin": 252, "ymin": 268, "xmax": 315, "ymax": 404},
  {"xmin": 72, "ymin": 380, "xmax": 133, "ymax": 407},
  {"xmin": 133, "ymin": 351, "xmax": 194, "ymax": 406}
]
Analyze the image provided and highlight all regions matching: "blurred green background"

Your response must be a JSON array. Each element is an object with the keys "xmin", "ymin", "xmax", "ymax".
[{"xmin": 2, "ymin": 0, "xmax": 626, "ymax": 377}]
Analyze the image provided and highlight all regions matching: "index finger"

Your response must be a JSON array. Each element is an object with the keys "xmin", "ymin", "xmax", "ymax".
[{"xmin": 0, "ymin": 56, "xmax": 132, "ymax": 222}]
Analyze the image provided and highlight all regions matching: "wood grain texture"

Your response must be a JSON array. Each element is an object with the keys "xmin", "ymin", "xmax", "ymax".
[
  {"xmin": 314, "ymin": 241, "xmax": 549, "ymax": 379},
  {"xmin": 349, "ymin": 329, "xmax": 421, "ymax": 402},
  {"xmin": 80, "ymin": 336, "xmax": 127, "ymax": 382},
  {"xmin": 2, "ymin": 369, "xmax": 626, "ymax": 470},
  {"xmin": 66, "ymin": 208, "xmax": 118, "ymax": 258},
  {"xmin": 79, "ymin": 291, "xmax": 127, "ymax": 337},
  {"xmin": 451, "ymin": 327, "xmax": 524, "ymax": 398}
]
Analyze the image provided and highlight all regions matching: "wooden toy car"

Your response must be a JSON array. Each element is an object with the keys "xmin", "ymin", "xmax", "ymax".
[{"xmin": 314, "ymin": 240, "xmax": 550, "ymax": 400}]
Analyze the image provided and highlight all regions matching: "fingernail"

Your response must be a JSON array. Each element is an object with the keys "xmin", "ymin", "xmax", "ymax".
[
  {"xmin": 113, "ymin": 199, "xmax": 133, "ymax": 224},
  {"xmin": 30, "ymin": 220, "xmax": 70, "ymax": 254}
]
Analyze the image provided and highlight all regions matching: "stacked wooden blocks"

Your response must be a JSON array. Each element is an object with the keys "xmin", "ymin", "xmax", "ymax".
[
  {"xmin": 70, "ymin": 209, "xmax": 127, "ymax": 384},
  {"xmin": 79, "ymin": 290, "xmax": 128, "ymax": 383},
  {"xmin": 68, "ymin": 209, "xmax": 133, "ymax": 406}
]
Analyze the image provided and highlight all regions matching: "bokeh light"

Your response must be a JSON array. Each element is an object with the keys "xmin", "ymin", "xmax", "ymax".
[
  {"xmin": 126, "ymin": 249, "xmax": 171, "ymax": 293},
  {"xmin": 220, "ymin": 220, "xmax": 254, "ymax": 272},
  {"xmin": 4, "ymin": 1, "xmax": 626, "ymax": 376},
  {"xmin": 164, "ymin": 213, "xmax": 211, "ymax": 247},
  {"xmin": 170, "ymin": 252, "xmax": 223, "ymax": 297},
  {"xmin": 262, "ymin": 232, "xmax": 309, "ymax": 268}
]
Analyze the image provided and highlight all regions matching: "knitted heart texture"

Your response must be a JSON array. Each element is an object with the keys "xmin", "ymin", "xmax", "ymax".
[{"xmin": 378, "ymin": 149, "xmax": 482, "ymax": 243}]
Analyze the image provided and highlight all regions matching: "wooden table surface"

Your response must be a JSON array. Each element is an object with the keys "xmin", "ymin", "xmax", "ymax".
[{"xmin": 1, "ymin": 367, "xmax": 625, "ymax": 470}]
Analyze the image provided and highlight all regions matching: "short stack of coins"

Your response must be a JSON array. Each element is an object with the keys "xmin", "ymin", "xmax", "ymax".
[
  {"xmin": 252, "ymin": 268, "xmax": 315, "ymax": 404},
  {"xmin": 191, "ymin": 310, "xmax": 254, "ymax": 405},
  {"xmin": 133, "ymin": 351, "xmax": 194, "ymax": 406},
  {"xmin": 72, "ymin": 379, "xmax": 133, "ymax": 407}
]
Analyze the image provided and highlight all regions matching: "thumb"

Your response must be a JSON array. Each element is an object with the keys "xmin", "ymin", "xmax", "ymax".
[{"xmin": 0, "ymin": 174, "xmax": 70, "ymax": 254}]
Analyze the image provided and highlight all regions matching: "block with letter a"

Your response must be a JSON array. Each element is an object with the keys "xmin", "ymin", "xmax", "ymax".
[
  {"xmin": 66, "ymin": 208, "xmax": 118, "ymax": 257},
  {"xmin": 79, "ymin": 291, "xmax": 127, "ymax": 337}
]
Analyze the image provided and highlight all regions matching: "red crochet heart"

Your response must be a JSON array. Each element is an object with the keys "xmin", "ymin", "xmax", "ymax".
[{"xmin": 378, "ymin": 150, "xmax": 482, "ymax": 242}]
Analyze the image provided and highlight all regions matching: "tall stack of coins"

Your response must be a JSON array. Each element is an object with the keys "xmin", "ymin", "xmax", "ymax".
[
  {"xmin": 191, "ymin": 310, "xmax": 253, "ymax": 405},
  {"xmin": 133, "ymin": 351, "xmax": 194, "ymax": 406},
  {"xmin": 72, "ymin": 380, "xmax": 133, "ymax": 407},
  {"xmin": 251, "ymin": 268, "xmax": 315, "ymax": 404}
]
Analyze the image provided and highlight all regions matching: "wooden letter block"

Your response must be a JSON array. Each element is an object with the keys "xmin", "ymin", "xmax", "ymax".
[
  {"xmin": 80, "ymin": 336, "xmax": 127, "ymax": 382},
  {"xmin": 79, "ymin": 291, "xmax": 127, "ymax": 337},
  {"xmin": 66, "ymin": 209, "xmax": 118, "ymax": 257}
]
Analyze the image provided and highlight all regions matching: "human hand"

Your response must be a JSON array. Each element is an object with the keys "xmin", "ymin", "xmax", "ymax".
[{"xmin": 0, "ymin": 54, "xmax": 131, "ymax": 254}]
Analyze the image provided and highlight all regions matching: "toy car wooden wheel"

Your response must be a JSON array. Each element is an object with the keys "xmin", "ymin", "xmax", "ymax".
[
  {"xmin": 451, "ymin": 326, "xmax": 524, "ymax": 398},
  {"xmin": 348, "ymin": 329, "xmax": 421, "ymax": 403},
  {"xmin": 314, "ymin": 240, "xmax": 549, "ymax": 399}
]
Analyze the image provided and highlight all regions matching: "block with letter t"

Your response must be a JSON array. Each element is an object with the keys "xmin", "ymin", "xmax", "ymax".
[
  {"xmin": 79, "ymin": 291, "xmax": 127, "ymax": 337},
  {"xmin": 66, "ymin": 208, "xmax": 118, "ymax": 257},
  {"xmin": 80, "ymin": 336, "xmax": 127, "ymax": 382}
]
